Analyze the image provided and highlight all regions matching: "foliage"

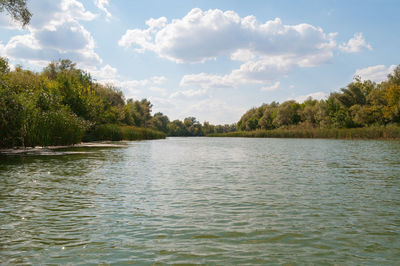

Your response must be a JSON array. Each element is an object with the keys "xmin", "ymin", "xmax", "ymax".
[
  {"xmin": 209, "ymin": 125, "xmax": 400, "ymax": 140},
  {"xmin": 0, "ymin": 0, "xmax": 31, "ymax": 26},
  {"xmin": 235, "ymin": 67, "xmax": 400, "ymax": 135},
  {"xmin": 1, "ymin": 56, "xmax": 399, "ymax": 146},
  {"xmin": 0, "ymin": 58, "xmax": 167, "ymax": 148}
]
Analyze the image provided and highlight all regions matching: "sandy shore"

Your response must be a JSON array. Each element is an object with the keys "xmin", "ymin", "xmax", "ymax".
[{"xmin": 0, "ymin": 142, "xmax": 128, "ymax": 155}]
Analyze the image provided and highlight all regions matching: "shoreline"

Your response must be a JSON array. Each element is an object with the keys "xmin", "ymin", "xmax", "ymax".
[
  {"xmin": 207, "ymin": 126, "xmax": 400, "ymax": 140},
  {"xmin": 0, "ymin": 141, "xmax": 128, "ymax": 155}
]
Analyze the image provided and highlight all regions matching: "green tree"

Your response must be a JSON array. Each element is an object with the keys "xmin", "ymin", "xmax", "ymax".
[
  {"xmin": 150, "ymin": 112, "xmax": 170, "ymax": 133},
  {"xmin": 168, "ymin": 120, "xmax": 187, "ymax": 136},
  {"xmin": 273, "ymin": 100, "xmax": 300, "ymax": 127},
  {"xmin": 0, "ymin": 0, "xmax": 31, "ymax": 26}
]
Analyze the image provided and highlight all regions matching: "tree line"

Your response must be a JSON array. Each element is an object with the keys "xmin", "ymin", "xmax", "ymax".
[
  {"xmin": 0, "ymin": 58, "xmax": 233, "ymax": 148},
  {"xmin": 236, "ymin": 66, "xmax": 400, "ymax": 132},
  {"xmin": 1, "ymin": 57, "xmax": 399, "ymax": 148}
]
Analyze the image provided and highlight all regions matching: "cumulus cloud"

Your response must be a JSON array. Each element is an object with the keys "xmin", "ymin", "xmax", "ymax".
[
  {"xmin": 261, "ymin": 81, "xmax": 280, "ymax": 91},
  {"xmin": 170, "ymin": 89, "xmax": 208, "ymax": 99},
  {"xmin": 99, "ymin": 76, "xmax": 168, "ymax": 98},
  {"xmin": 94, "ymin": 0, "xmax": 112, "ymax": 19},
  {"xmin": 151, "ymin": 75, "xmax": 167, "ymax": 84},
  {"xmin": 1, "ymin": 0, "xmax": 101, "ymax": 67},
  {"xmin": 292, "ymin": 92, "xmax": 329, "ymax": 103},
  {"xmin": 180, "ymin": 58, "xmax": 292, "ymax": 89},
  {"xmin": 184, "ymin": 98, "xmax": 246, "ymax": 124},
  {"xmin": 148, "ymin": 86, "xmax": 167, "ymax": 96},
  {"xmin": 88, "ymin": 64, "xmax": 119, "ymax": 80},
  {"xmin": 119, "ymin": 8, "xmax": 371, "ymax": 90},
  {"xmin": 354, "ymin": 64, "xmax": 396, "ymax": 83},
  {"xmin": 119, "ymin": 8, "xmax": 337, "ymax": 65},
  {"xmin": 339, "ymin": 33, "xmax": 372, "ymax": 53},
  {"xmin": 150, "ymin": 96, "xmax": 245, "ymax": 124}
]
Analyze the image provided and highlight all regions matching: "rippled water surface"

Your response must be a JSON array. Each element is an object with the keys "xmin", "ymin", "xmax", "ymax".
[{"xmin": 1, "ymin": 137, "xmax": 400, "ymax": 264}]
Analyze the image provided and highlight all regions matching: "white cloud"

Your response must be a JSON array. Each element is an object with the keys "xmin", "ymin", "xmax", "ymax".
[
  {"xmin": 0, "ymin": 15, "xmax": 23, "ymax": 29},
  {"xmin": 94, "ymin": 0, "xmax": 112, "ymax": 19},
  {"xmin": 261, "ymin": 81, "xmax": 280, "ymax": 91},
  {"xmin": 1, "ymin": 0, "xmax": 101, "ymax": 68},
  {"xmin": 354, "ymin": 64, "xmax": 396, "ymax": 83},
  {"xmin": 34, "ymin": 21, "xmax": 95, "ymax": 51},
  {"xmin": 98, "ymin": 76, "xmax": 168, "ymax": 98},
  {"xmin": 148, "ymin": 86, "xmax": 167, "ymax": 96},
  {"xmin": 118, "ymin": 8, "xmax": 337, "ymax": 65},
  {"xmin": 183, "ymin": 98, "xmax": 246, "ymax": 124},
  {"xmin": 151, "ymin": 76, "xmax": 167, "ymax": 84},
  {"xmin": 119, "ymin": 8, "xmax": 354, "ymax": 90},
  {"xmin": 339, "ymin": 33, "xmax": 372, "ymax": 53},
  {"xmin": 151, "ymin": 96, "xmax": 245, "ymax": 124},
  {"xmin": 88, "ymin": 64, "xmax": 119, "ymax": 80},
  {"xmin": 170, "ymin": 89, "xmax": 208, "ymax": 99},
  {"xmin": 292, "ymin": 92, "xmax": 329, "ymax": 103},
  {"xmin": 180, "ymin": 58, "xmax": 292, "ymax": 89}
]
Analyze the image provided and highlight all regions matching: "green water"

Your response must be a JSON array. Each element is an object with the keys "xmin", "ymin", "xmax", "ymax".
[{"xmin": 1, "ymin": 137, "xmax": 399, "ymax": 264}]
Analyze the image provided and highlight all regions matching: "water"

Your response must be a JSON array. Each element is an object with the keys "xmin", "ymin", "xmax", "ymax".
[{"xmin": 1, "ymin": 137, "xmax": 399, "ymax": 264}]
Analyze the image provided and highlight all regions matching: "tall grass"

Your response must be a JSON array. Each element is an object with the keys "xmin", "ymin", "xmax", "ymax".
[
  {"xmin": 84, "ymin": 124, "xmax": 166, "ymax": 141},
  {"xmin": 121, "ymin": 126, "xmax": 166, "ymax": 140},
  {"xmin": 208, "ymin": 125, "xmax": 400, "ymax": 140}
]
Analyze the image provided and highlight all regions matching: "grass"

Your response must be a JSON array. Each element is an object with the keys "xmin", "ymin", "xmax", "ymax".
[
  {"xmin": 207, "ymin": 125, "xmax": 400, "ymax": 140},
  {"xmin": 83, "ymin": 124, "xmax": 166, "ymax": 142}
]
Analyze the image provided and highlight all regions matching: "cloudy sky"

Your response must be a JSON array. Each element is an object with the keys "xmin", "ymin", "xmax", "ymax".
[{"xmin": 0, "ymin": 0, "xmax": 399, "ymax": 124}]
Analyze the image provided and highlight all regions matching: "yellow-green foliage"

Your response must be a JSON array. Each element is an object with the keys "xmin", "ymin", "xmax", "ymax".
[
  {"xmin": 0, "ymin": 58, "xmax": 166, "ymax": 148},
  {"xmin": 208, "ymin": 126, "xmax": 400, "ymax": 140},
  {"xmin": 237, "ymin": 67, "xmax": 400, "ymax": 131},
  {"xmin": 121, "ymin": 126, "xmax": 166, "ymax": 140},
  {"xmin": 84, "ymin": 124, "xmax": 166, "ymax": 142}
]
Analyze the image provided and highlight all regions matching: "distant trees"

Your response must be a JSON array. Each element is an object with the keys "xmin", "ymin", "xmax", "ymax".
[
  {"xmin": 236, "ymin": 66, "xmax": 400, "ymax": 132},
  {"xmin": 2, "ymin": 55, "xmax": 398, "ymax": 147},
  {"xmin": 0, "ymin": 57, "xmax": 237, "ymax": 147}
]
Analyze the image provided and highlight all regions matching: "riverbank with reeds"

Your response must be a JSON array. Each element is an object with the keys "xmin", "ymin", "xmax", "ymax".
[
  {"xmin": 83, "ymin": 124, "xmax": 166, "ymax": 141},
  {"xmin": 207, "ymin": 125, "xmax": 400, "ymax": 140}
]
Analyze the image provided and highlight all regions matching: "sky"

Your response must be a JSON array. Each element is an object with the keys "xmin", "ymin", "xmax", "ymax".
[{"xmin": 0, "ymin": 0, "xmax": 399, "ymax": 124}]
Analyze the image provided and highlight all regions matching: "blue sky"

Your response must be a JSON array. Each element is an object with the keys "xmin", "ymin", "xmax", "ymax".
[{"xmin": 0, "ymin": 0, "xmax": 399, "ymax": 124}]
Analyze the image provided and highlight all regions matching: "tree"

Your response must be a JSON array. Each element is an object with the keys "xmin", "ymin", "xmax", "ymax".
[
  {"xmin": 0, "ymin": 56, "xmax": 10, "ymax": 75},
  {"xmin": 168, "ymin": 120, "xmax": 186, "ymax": 136},
  {"xmin": 0, "ymin": 0, "xmax": 32, "ymax": 26},
  {"xmin": 273, "ymin": 100, "xmax": 300, "ymax": 127},
  {"xmin": 183, "ymin": 117, "xmax": 203, "ymax": 136},
  {"xmin": 150, "ymin": 112, "xmax": 170, "ymax": 133}
]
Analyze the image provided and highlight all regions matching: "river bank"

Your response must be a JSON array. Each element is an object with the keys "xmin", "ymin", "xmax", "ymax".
[
  {"xmin": 0, "ymin": 141, "xmax": 128, "ymax": 155},
  {"xmin": 208, "ymin": 126, "xmax": 400, "ymax": 139}
]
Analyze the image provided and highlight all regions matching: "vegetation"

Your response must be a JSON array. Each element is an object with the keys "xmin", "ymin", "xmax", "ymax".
[
  {"xmin": 208, "ymin": 126, "xmax": 400, "ymax": 140},
  {"xmin": 1, "ymin": 55, "xmax": 399, "ymax": 147},
  {"xmin": 0, "ymin": 0, "xmax": 31, "ymax": 26},
  {"xmin": 213, "ymin": 66, "xmax": 400, "ymax": 139},
  {"xmin": 0, "ymin": 58, "xmax": 168, "ymax": 148}
]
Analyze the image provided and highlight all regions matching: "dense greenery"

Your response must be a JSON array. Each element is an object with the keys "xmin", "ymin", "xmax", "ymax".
[
  {"xmin": 208, "ymin": 126, "xmax": 400, "ymax": 139},
  {"xmin": 229, "ymin": 66, "xmax": 400, "ymax": 138},
  {"xmin": 167, "ymin": 117, "xmax": 236, "ymax": 137},
  {"xmin": 0, "ymin": 57, "xmax": 234, "ymax": 148},
  {"xmin": 1, "ymin": 56, "xmax": 399, "ymax": 147},
  {"xmin": 0, "ymin": 58, "xmax": 169, "ymax": 148}
]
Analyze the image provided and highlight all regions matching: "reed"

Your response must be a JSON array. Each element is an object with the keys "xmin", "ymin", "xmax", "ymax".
[
  {"xmin": 207, "ymin": 126, "xmax": 400, "ymax": 140},
  {"xmin": 84, "ymin": 124, "xmax": 166, "ymax": 141}
]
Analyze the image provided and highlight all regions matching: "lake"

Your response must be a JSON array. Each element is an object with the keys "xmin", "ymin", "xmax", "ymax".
[{"xmin": 1, "ymin": 137, "xmax": 399, "ymax": 264}]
